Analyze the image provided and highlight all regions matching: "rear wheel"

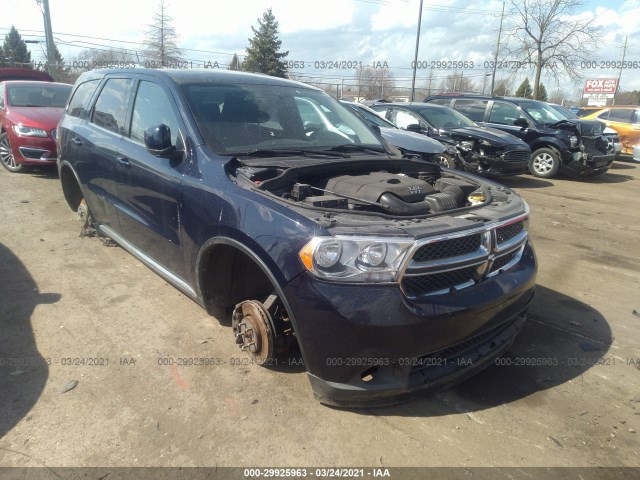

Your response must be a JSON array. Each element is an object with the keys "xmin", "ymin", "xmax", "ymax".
[
  {"xmin": 529, "ymin": 148, "xmax": 560, "ymax": 178},
  {"xmin": 0, "ymin": 132, "xmax": 23, "ymax": 172}
]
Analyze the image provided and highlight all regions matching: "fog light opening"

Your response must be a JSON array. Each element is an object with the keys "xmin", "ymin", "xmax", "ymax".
[{"xmin": 361, "ymin": 366, "xmax": 378, "ymax": 383}]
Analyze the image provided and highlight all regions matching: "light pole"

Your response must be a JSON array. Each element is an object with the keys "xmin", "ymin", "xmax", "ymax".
[
  {"xmin": 410, "ymin": 0, "xmax": 424, "ymax": 102},
  {"xmin": 36, "ymin": 0, "xmax": 57, "ymax": 78}
]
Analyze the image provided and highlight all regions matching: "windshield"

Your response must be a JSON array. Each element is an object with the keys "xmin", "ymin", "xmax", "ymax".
[
  {"xmin": 517, "ymin": 101, "xmax": 565, "ymax": 125},
  {"xmin": 350, "ymin": 104, "xmax": 396, "ymax": 128},
  {"xmin": 7, "ymin": 84, "xmax": 72, "ymax": 107},
  {"xmin": 418, "ymin": 107, "xmax": 477, "ymax": 129},
  {"xmin": 181, "ymin": 83, "xmax": 383, "ymax": 155}
]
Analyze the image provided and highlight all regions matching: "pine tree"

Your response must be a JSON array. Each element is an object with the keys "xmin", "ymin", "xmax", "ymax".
[
  {"xmin": 228, "ymin": 53, "xmax": 242, "ymax": 71},
  {"xmin": 2, "ymin": 26, "xmax": 33, "ymax": 68},
  {"xmin": 538, "ymin": 83, "xmax": 548, "ymax": 102},
  {"xmin": 515, "ymin": 78, "xmax": 533, "ymax": 98},
  {"xmin": 144, "ymin": 0, "xmax": 183, "ymax": 67},
  {"xmin": 243, "ymin": 9, "xmax": 288, "ymax": 78}
]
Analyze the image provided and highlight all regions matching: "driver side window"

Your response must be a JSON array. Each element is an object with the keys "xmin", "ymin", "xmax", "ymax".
[
  {"xmin": 130, "ymin": 81, "xmax": 180, "ymax": 145},
  {"xmin": 393, "ymin": 109, "xmax": 421, "ymax": 130},
  {"xmin": 489, "ymin": 102, "xmax": 525, "ymax": 125}
]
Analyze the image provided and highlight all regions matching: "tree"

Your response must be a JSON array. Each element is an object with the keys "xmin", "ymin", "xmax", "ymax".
[
  {"xmin": 356, "ymin": 67, "xmax": 395, "ymax": 100},
  {"xmin": 144, "ymin": 0, "xmax": 183, "ymax": 67},
  {"xmin": 515, "ymin": 78, "xmax": 533, "ymax": 98},
  {"xmin": 493, "ymin": 78, "xmax": 513, "ymax": 96},
  {"xmin": 2, "ymin": 26, "xmax": 32, "ymax": 68},
  {"xmin": 228, "ymin": 53, "xmax": 242, "ymax": 71},
  {"xmin": 505, "ymin": 0, "xmax": 600, "ymax": 99},
  {"xmin": 243, "ymin": 9, "xmax": 288, "ymax": 78},
  {"xmin": 440, "ymin": 73, "xmax": 476, "ymax": 93},
  {"xmin": 538, "ymin": 83, "xmax": 548, "ymax": 101}
]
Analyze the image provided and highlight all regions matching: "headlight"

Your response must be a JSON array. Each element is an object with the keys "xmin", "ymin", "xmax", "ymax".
[
  {"xmin": 13, "ymin": 125, "xmax": 48, "ymax": 137},
  {"xmin": 569, "ymin": 135, "xmax": 579, "ymax": 148},
  {"xmin": 299, "ymin": 236, "xmax": 414, "ymax": 283}
]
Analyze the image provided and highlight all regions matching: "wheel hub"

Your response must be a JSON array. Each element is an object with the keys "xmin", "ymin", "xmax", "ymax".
[{"xmin": 232, "ymin": 300, "xmax": 275, "ymax": 363}]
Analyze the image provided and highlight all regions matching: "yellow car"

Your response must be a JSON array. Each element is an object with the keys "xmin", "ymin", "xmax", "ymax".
[{"xmin": 580, "ymin": 106, "xmax": 640, "ymax": 156}]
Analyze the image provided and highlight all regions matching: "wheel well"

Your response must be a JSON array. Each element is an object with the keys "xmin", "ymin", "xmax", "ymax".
[
  {"xmin": 199, "ymin": 243, "xmax": 276, "ymax": 314},
  {"xmin": 60, "ymin": 165, "xmax": 83, "ymax": 211}
]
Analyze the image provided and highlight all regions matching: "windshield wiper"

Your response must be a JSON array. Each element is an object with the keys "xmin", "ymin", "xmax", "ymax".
[
  {"xmin": 324, "ymin": 144, "xmax": 386, "ymax": 154},
  {"xmin": 241, "ymin": 148, "xmax": 349, "ymax": 158}
]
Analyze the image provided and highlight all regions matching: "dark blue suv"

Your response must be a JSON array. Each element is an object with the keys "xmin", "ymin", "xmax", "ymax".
[{"xmin": 57, "ymin": 69, "xmax": 537, "ymax": 407}]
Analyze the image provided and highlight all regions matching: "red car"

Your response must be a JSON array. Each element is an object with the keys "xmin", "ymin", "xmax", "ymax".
[{"xmin": 0, "ymin": 80, "xmax": 72, "ymax": 172}]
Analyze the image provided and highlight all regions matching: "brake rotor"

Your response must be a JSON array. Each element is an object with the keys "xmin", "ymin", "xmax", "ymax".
[
  {"xmin": 232, "ymin": 300, "xmax": 275, "ymax": 363},
  {"xmin": 77, "ymin": 199, "xmax": 90, "ymax": 229}
]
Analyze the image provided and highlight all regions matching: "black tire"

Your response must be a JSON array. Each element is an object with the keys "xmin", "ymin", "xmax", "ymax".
[
  {"xmin": 529, "ymin": 147, "xmax": 560, "ymax": 178},
  {"xmin": 435, "ymin": 153, "xmax": 460, "ymax": 170},
  {"xmin": 0, "ymin": 132, "xmax": 24, "ymax": 172}
]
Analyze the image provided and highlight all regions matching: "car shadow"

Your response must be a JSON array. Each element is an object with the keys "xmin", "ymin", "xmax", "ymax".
[
  {"xmin": 353, "ymin": 285, "xmax": 613, "ymax": 416},
  {"xmin": 610, "ymin": 161, "xmax": 637, "ymax": 170},
  {"xmin": 0, "ymin": 243, "xmax": 60, "ymax": 438},
  {"xmin": 581, "ymin": 172, "xmax": 634, "ymax": 183},
  {"xmin": 25, "ymin": 165, "xmax": 58, "ymax": 179},
  {"xmin": 497, "ymin": 176, "xmax": 555, "ymax": 189}
]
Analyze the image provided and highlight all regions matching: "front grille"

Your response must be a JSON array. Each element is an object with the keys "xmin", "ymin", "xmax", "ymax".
[
  {"xmin": 490, "ymin": 251, "xmax": 517, "ymax": 273},
  {"xmin": 504, "ymin": 149, "xmax": 531, "ymax": 163},
  {"xmin": 412, "ymin": 233, "xmax": 482, "ymax": 262},
  {"xmin": 496, "ymin": 221, "xmax": 523, "ymax": 244},
  {"xmin": 402, "ymin": 266, "xmax": 477, "ymax": 296},
  {"xmin": 400, "ymin": 215, "xmax": 528, "ymax": 298}
]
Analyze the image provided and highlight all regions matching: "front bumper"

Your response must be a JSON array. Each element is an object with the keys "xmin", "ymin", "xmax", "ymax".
[
  {"xmin": 8, "ymin": 130, "xmax": 58, "ymax": 165},
  {"xmin": 466, "ymin": 149, "xmax": 530, "ymax": 177},
  {"xmin": 284, "ymin": 241, "xmax": 537, "ymax": 407}
]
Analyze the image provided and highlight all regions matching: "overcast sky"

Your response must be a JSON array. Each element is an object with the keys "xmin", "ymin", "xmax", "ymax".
[{"xmin": 3, "ymin": 0, "xmax": 639, "ymax": 99}]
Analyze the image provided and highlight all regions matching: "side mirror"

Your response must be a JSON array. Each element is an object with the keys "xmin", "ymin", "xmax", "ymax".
[
  {"xmin": 406, "ymin": 123, "xmax": 423, "ymax": 133},
  {"xmin": 144, "ymin": 124, "xmax": 176, "ymax": 158},
  {"xmin": 514, "ymin": 118, "xmax": 529, "ymax": 129}
]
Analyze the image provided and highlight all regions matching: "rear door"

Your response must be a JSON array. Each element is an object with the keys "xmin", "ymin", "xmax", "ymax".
[
  {"xmin": 114, "ymin": 77, "xmax": 187, "ymax": 278},
  {"xmin": 66, "ymin": 76, "xmax": 133, "ymax": 231}
]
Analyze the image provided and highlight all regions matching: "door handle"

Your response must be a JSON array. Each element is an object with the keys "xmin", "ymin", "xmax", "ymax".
[
  {"xmin": 71, "ymin": 138, "xmax": 82, "ymax": 146},
  {"xmin": 117, "ymin": 156, "xmax": 131, "ymax": 168}
]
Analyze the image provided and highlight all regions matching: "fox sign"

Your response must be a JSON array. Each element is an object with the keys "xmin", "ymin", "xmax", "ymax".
[{"xmin": 584, "ymin": 78, "xmax": 618, "ymax": 94}]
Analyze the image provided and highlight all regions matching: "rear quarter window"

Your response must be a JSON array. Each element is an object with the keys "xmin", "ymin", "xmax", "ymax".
[
  {"xmin": 607, "ymin": 109, "xmax": 634, "ymax": 123},
  {"xmin": 67, "ymin": 79, "xmax": 100, "ymax": 118}
]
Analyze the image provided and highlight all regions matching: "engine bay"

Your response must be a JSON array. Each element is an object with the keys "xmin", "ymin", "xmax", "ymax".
[{"xmin": 233, "ymin": 158, "xmax": 488, "ymax": 217}]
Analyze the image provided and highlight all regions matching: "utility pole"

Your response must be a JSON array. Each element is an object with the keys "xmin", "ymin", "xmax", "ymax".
[
  {"xmin": 613, "ymin": 35, "xmax": 627, "ymax": 106},
  {"xmin": 490, "ymin": 2, "xmax": 505, "ymax": 95},
  {"xmin": 37, "ymin": 0, "xmax": 57, "ymax": 78},
  {"xmin": 410, "ymin": 0, "xmax": 424, "ymax": 102}
]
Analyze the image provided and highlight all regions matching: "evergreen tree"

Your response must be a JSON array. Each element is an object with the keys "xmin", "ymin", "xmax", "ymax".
[
  {"xmin": 515, "ymin": 78, "xmax": 533, "ymax": 98},
  {"xmin": 144, "ymin": 0, "xmax": 183, "ymax": 67},
  {"xmin": 243, "ymin": 9, "xmax": 288, "ymax": 78},
  {"xmin": 538, "ymin": 83, "xmax": 548, "ymax": 102},
  {"xmin": 2, "ymin": 26, "xmax": 33, "ymax": 68},
  {"xmin": 228, "ymin": 53, "xmax": 242, "ymax": 71}
]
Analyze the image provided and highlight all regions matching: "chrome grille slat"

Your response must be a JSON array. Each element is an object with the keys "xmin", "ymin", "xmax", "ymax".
[{"xmin": 400, "ymin": 215, "xmax": 528, "ymax": 298}]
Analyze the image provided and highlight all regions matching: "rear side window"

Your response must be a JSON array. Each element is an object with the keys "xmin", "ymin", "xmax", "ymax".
[
  {"xmin": 488, "ymin": 102, "xmax": 525, "ymax": 125},
  {"xmin": 67, "ymin": 79, "xmax": 100, "ymax": 118},
  {"xmin": 607, "ymin": 109, "xmax": 634, "ymax": 123},
  {"xmin": 130, "ymin": 81, "xmax": 180, "ymax": 145},
  {"xmin": 428, "ymin": 98, "xmax": 451, "ymax": 106},
  {"xmin": 91, "ymin": 78, "xmax": 133, "ymax": 134},
  {"xmin": 452, "ymin": 99, "xmax": 486, "ymax": 121}
]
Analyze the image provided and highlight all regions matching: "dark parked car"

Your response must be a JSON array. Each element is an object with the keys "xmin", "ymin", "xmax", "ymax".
[
  {"xmin": 370, "ymin": 102, "xmax": 531, "ymax": 177},
  {"xmin": 57, "ymin": 69, "xmax": 536, "ymax": 407},
  {"xmin": 425, "ymin": 94, "xmax": 614, "ymax": 178},
  {"xmin": 0, "ymin": 80, "xmax": 72, "ymax": 172},
  {"xmin": 341, "ymin": 100, "xmax": 452, "ymax": 163}
]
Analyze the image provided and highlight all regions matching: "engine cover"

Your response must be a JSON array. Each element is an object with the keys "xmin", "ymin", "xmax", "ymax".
[{"xmin": 325, "ymin": 172, "xmax": 433, "ymax": 203}]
